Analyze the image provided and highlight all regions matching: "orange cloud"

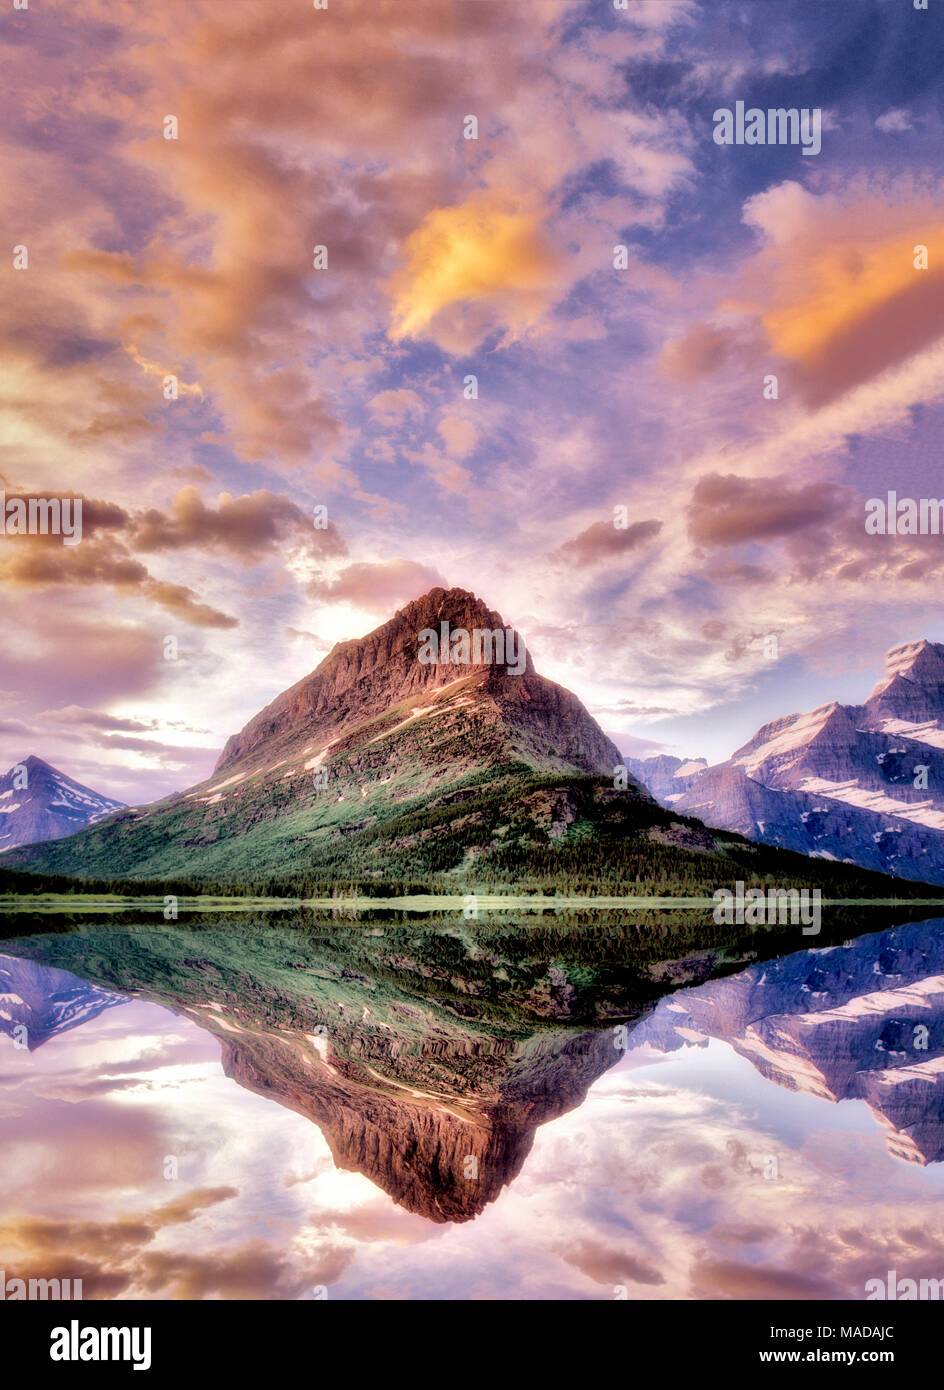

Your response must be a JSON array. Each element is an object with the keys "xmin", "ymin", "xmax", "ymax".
[
  {"xmin": 437, "ymin": 414, "xmax": 478, "ymax": 458},
  {"xmin": 742, "ymin": 185, "xmax": 944, "ymax": 407},
  {"xmin": 661, "ymin": 183, "xmax": 944, "ymax": 411},
  {"xmin": 388, "ymin": 192, "xmax": 564, "ymax": 346}
]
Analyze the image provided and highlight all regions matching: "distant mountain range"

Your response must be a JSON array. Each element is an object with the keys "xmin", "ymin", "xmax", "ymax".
[
  {"xmin": 0, "ymin": 754, "xmax": 124, "ymax": 852},
  {"xmin": 627, "ymin": 639, "xmax": 944, "ymax": 886},
  {"xmin": 2, "ymin": 596, "xmax": 937, "ymax": 898}
]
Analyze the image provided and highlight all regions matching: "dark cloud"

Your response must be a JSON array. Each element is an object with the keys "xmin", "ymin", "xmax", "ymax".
[
  {"xmin": 37, "ymin": 705, "xmax": 156, "ymax": 732},
  {"xmin": 660, "ymin": 324, "xmax": 740, "ymax": 382},
  {"xmin": 690, "ymin": 1257, "xmax": 837, "ymax": 1301},
  {"xmin": 147, "ymin": 1187, "xmax": 239, "ymax": 1226},
  {"xmin": 131, "ymin": 486, "xmax": 347, "ymax": 561},
  {"xmin": 564, "ymin": 1239, "xmax": 665, "ymax": 1288},
  {"xmin": 704, "ymin": 561, "xmax": 775, "ymax": 587},
  {"xmin": 0, "ymin": 487, "xmax": 350, "ymax": 628},
  {"xmin": 554, "ymin": 518, "xmax": 663, "ymax": 566},
  {"xmin": 687, "ymin": 473, "xmax": 847, "ymax": 547},
  {"xmin": 136, "ymin": 1240, "xmax": 352, "ymax": 1300}
]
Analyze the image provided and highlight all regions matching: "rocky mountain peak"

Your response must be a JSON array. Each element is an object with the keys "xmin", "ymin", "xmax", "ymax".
[
  {"xmin": 215, "ymin": 587, "xmax": 558, "ymax": 775},
  {"xmin": 864, "ymin": 638, "xmax": 944, "ymax": 712},
  {"xmin": 14, "ymin": 754, "xmax": 56, "ymax": 778},
  {"xmin": 635, "ymin": 637, "xmax": 944, "ymax": 886}
]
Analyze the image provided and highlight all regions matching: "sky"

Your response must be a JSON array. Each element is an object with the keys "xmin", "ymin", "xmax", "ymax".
[{"xmin": 3, "ymin": 0, "xmax": 944, "ymax": 804}]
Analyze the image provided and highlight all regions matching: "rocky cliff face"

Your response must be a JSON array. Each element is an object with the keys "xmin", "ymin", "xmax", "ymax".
[
  {"xmin": 0, "ymin": 755, "xmax": 124, "ymax": 852},
  {"xmin": 632, "ymin": 640, "xmax": 944, "ymax": 885},
  {"xmin": 215, "ymin": 587, "xmax": 619, "ymax": 778},
  {"xmin": 623, "ymin": 754, "xmax": 707, "ymax": 801}
]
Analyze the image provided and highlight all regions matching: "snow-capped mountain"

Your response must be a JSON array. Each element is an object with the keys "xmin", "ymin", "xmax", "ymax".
[
  {"xmin": 0, "ymin": 954, "xmax": 127, "ymax": 1050},
  {"xmin": 632, "ymin": 640, "xmax": 944, "ymax": 886},
  {"xmin": 623, "ymin": 753, "xmax": 707, "ymax": 801},
  {"xmin": 0, "ymin": 754, "xmax": 125, "ymax": 852}
]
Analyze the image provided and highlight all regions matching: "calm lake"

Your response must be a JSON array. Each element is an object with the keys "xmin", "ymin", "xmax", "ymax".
[{"xmin": 2, "ymin": 910, "xmax": 944, "ymax": 1300}]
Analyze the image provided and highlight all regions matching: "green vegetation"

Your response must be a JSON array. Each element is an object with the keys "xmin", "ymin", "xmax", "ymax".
[
  {"xmin": 3, "ymin": 770, "xmax": 940, "ymax": 902},
  {"xmin": 5, "ymin": 900, "xmax": 938, "ymax": 1032}
]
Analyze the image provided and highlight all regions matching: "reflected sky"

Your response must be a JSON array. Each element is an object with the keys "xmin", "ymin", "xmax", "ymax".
[{"xmin": 5, "ymin": 959, "xmax": 944, "ymax": 1300}]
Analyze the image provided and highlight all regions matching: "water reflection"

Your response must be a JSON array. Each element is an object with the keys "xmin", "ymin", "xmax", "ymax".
[
  {"xmin": 633, "ymin": 917, "xmax": 944, "ymax": 1165},
  {"xmin": 3, "ymin": 914, "xmax": 944, "ymax": 1298}
]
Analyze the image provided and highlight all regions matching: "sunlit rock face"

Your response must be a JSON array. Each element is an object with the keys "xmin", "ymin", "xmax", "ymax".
[{"xmin": 214, "ymin": 586, "xmax": 621, "ymax": 779}]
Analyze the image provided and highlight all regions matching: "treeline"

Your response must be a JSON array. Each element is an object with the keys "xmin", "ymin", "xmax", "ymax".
[{"xmin": 0, "ymin": 863, "xmax": 450, "ymax": 900}]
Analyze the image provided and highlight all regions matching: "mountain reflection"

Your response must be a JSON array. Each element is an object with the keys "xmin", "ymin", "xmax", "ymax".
[
  {"xmin": 632, "ymin": 917, "xmax": 944, "ymax": 1166},
  {"xmin": 3, "ymin": 912, "xmax": 944, "ymax": 1230}
]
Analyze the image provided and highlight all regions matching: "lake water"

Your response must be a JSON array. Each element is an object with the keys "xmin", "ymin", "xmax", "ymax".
[{"xmin": 3, "ymin": 912, "xmax": 944, "ymax": 1300}]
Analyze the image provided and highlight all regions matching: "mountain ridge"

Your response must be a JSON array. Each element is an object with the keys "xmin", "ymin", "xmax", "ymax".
[
  {"xmin": 629, "ymin": 638, "xmax": 944, "ymax": 885},
  {"xmin": 4, "ymin": 599, "xmax": 941, "ymax": 898}
]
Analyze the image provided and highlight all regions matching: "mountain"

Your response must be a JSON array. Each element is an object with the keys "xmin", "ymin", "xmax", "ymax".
[
  {"xmin": 0, "ymin": 954, "xmax": 127, "ymax": 1050},
  {"xmin": 0, "ymin": 755, "xmax": 124, "ymax": 852},
  {"xmin": 623, "ymin": 754, "xmax": 707, "ymax": 801},
  {"xmin": 2, "ymin": 595, "xmax": 939, "ymax": 898},
  {"xmin": 633, "ymin": 915, "xmax": 944, "ymax": 1166},
  {"xmin": 632, "ymin": 640, "xmax": 944, "ymax": 886},
  {"xmin": 212, "ymin": 587, "xmax": 620, "ymax": 779}
]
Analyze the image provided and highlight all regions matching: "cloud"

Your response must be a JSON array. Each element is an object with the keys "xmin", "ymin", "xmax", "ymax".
[
  {"xmin": 130, "ymin": 487, "xmax": 347, "ymax": 561},
  {"xmin": 0, "ymin": 535, "xmax": 237, "ymax": 630},
  {"xmin": 144, "ymin": 580, "xmax": 238, "ymax": 630},
  {"xmin": 308, "ymin": 559, "xmax": 449, "ymax": 613},
  {"xmin": 0, "ymin": 1215, "xmax": 154, "ymax": 1262},
  {"xmin": 147, "ymin": 1187, "xmax": 238, "ymax": 1226},
  {"xmin": 437, "ymin": 414, "xmax": 478, "ymax": 459},
  {"xmin": 875, "ymin": 109, "xmax": 914, "ymax": 134},
  {"xmin": 659, "ymin": 324, "xmax": 739, "ymax": 381},
  {"xmin": 742, "ymin": 181, "xmax": 944, "ymax": 408},
  {"xmin": 0, "ymin": 488, "xmax": 348, "ymax": 630},
  {"xmin": 703, "ymin": 561, "xmax": 775, "ymax": 587},
  {"xmin": 687, "ymin": 473, "xmax": 847, "ymax": 547},
  {"xmin": 37, "ymin": 706, "xmax": 157, "ymax": 733},
  {"xmin": 388, "ymin": 192, "xmax": 565, "ymax": 348},
  {"xmin": 135, "ymin": 1240, "xmax": 352, "ymax": 1300},
  {"xmin": 656, "ymin": 180, "xmax": 944, "ymax": 416},
  {"xmin": 563, "ymin": 1238, "xmax": 665, "ymax": 1287},
  {"xmin": 555, "ymin": 518, "xmax": 663, "ymax": 566},
  {"xmin": 0, "ymin": 611, "xmax": 167, "ymax": 709},
  {"xmin": 368, "ymin": 389, "xmax": 424, "ymax": 423},
  {"xmin": 689, "ymin": 1257, "xmax": 836, "ymax": 1301}
]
